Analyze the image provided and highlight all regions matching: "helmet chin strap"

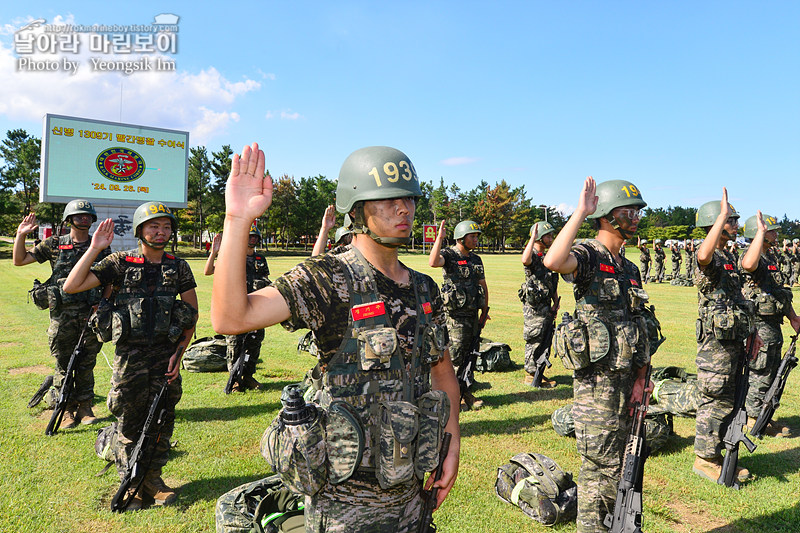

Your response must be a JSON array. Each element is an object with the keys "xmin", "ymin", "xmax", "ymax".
[
  {"xmin": 605, "ymin": 214, "xmax": 633, "ymax": 240},
  {"xmin": 351, "ymin": 204, "xmax": 411, "ymax": 248}
]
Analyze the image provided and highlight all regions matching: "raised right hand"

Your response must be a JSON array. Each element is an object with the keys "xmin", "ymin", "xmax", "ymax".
[
  {"xmin": 91, "ymin": 218, "xmax": 115, "ymax": 250},
  {"xmin": 211, "ymin": 232, "xmax": 222, "ymax": 253},
  {"xmin": 577, "ymin": 176, "xmax": 598, "ymax": 217},
  {"xmin": 17, "ymin": 213, "xmax": 38, "ymax": 236},
  {"xmin": 226, "ymin": 143, "xmax": 273, "ymax": 222},
  {"xmin": 320, "ymin": 204, "xmax": 336, "ymax": 232}
]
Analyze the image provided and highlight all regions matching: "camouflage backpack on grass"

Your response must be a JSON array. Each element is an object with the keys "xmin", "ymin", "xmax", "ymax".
[
  {"xmin": 495, "ymin": 452, "xmax": 578, "ymax": 526},
  {"xmin": 182, "ymin": 335, "xmax": 228, "ymax": 372},
  {"xmin": 215, "ymin": 474, "xmax": 305, "ymax": 533},
  {"xmin": 475, "ymin": 339, "xmax": 513, "ymax": 372}
]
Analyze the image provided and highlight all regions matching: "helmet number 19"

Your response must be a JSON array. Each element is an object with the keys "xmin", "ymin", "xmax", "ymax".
[
  {"xmin": 368, "ymin": 160, "xmax": 416, "ymax": 187},
  {"xmin": 621, "ymin": 184, "xmax": 640, "ymax": 198}
]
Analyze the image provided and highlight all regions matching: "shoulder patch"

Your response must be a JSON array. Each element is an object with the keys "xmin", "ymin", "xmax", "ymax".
[
  {"xmin": 164, "ymin": 253, "xmax": 176, "ymax": 260},
  {"xmin": 58, "ymin": 244, "xmax": 74, "ymax": 250}
]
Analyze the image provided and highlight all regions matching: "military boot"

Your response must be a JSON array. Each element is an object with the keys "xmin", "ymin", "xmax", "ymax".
[
  {"xmin": 748, "ymin": 416, "xmax": 790, "ymax": 437},
  {"xmin": 523, "ymin": 373, "xmax": 535, "ymax": 386},
  {"xmin": 692, "ymin": 456, "xmax": 750, "ymax": 483},
  {"xmin": 142, "ymin": 471, "xmax": 177, "ymax": 506},
  {"xmin": 76, "ymin": 401, "xmax": 98, "ymax": 425},
  {"xmin": 242, "ymin": 375, "xmax": 265, "ymax": 391},
  {"xmin": 460, "ymin": 390, "xmax": 484, "ymax": 411},
  {"xmin": 61, "ymin": 404, "xmax": 79, "ymax": 429},
  {"xmin": 121, "ymin": 489, "xmax": 144, "ymax": 511}
]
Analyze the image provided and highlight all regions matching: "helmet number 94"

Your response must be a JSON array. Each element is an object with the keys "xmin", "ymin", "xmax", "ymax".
[
  {"xmin": 148, "ymin": 204, "xmax": 170, "ymax": 214},
  {"xmin": 621, "ymin": 185, "xmax": 640, "ymax": 198},
  {"xmin": 368, "ymin": 160, "xmax": 416, "ymax": 187}
]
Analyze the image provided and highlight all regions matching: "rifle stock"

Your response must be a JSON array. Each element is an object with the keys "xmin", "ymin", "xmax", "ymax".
[
  {"xmin": 750, "ymin": 335, "xmax": 798, "ymax": 439},
  {"xmin": 45, "ymin": 320, "xmax": 90, "ymax": 436},
  {"xmin": 418, "ymin": 432, "xmax": 452, "ymax": 533},
  {"xmin": 224, "ymin": 331, "xmax": 254, "ymax": 394}
]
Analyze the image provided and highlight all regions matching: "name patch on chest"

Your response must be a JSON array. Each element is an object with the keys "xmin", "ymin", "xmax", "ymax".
[
  {"xmin": 422, "ymin": 302, "xmax": 432, "ymax": 314},
  {"xmin": 600, "ymin": 263, "xmax": 616, "ymax": 274},
  {"xmin": 457, "ymin": 260, "xmax": 468, "ymax": 265},
  {"xmin": 723, "ymin": 263, "xmax": 734, "ymax": 271},
  {"xmin": 125, "ymin": 256, "xmax": 145, "ymax": 264},
  {"xmin": 768, "ymin": 265, "xmax": 778, "ymax": 271},
  {"xmin": 58, "ymin": 244, "xmax": 73, "ymax": 250},
  {"xmin": 351, "ymin": 301, "xmax": 386, "ymax": 321},
  {"xmin": 630, "ymin": 279, "xmax": 639, "ymax": 286}
]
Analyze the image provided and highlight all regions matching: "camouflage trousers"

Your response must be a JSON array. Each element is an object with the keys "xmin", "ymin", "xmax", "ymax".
[
  {"xmin": 108, "ymin": 342, "xmax": 182, "ymax": 479},
  {"xmin": 640, "ymin": 261, "xmax": 650, "ymax": 282},
  {"xmin": 304, "ymin": 490, "xmax": 423, "ymax": 533},
  {"xmin": 694, "ymin": 327, "xmax": 743, "ymax": 459},
  {"xmin": 522, "ymin": 303, "xmax": 554, "ymax": 376},
  {"xmin": 572, "ymin": 365, "xmax": 634, "ymax": 533},
  {"xmin": 48, "ymin": 305, "xmax": 102, "ymax": 404},
  {"xmin": 671, "ymin": 259, "xmax": 681, "ymax": 278},
  {"xmin": 446, "ymin": 311, "xmax": 479, "ymax": 368},
  {"xmin": 652, "ymin": 260, "xmax": 665, "ymax": 282},
  {"xmin": 225, "ymin": 328, "xmax": 265, "ymax": 376},
  {"xmin": 686, "ymin": 257, "xmax": 696, "ymax": 278},
  {"xmin": 745, "ymin": 319, "xmax": 783, "ymax": 419}
]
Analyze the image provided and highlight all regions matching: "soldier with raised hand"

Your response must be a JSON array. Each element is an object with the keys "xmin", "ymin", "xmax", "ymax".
[
  {"xmin": 205, "ymin": 223, "xmax": 271, "ymax": 391},
  {"xmin": 543, "ymin": 177, "xmax": 653, "ymax": 533},
  {"xmin": 740, "ymin": 212, "xmax": 800, "ymax": 437},
  {"xmin": 429, "ymin": 219, "xmax": 490, "ymax": 410},
  {"xmin": 792, "ymin": 239, "xmax": 800, "ymax": 286},
  {"xmin": 691, "ymin": 189, "xmax": 755, "ymax": 484},
  {"xmin": 670, "ymin": 240, "xmax": 682, "ymax": 280},
  {"xmin": 13, "ymin": 200, "xmax": 111, "ymax": 427},
  {"xmin": 64, "ymin": 201, "xmax": 198, "ymax": 509},
  {"xmin": 684, "ymin": 239, "xmax": 696, "ymax": 278},
  {"xmin": 637, "ymin": 236, "xmax": 651, "ymax": 283},
  {"xmin": 311, "ymin": 204, "xmax": 353, "ymax": 257},
  {"xmin": 652, "ymin": 238, "xmax": 666, "ymax": 282},
  {"xmin": 211, "ymin": 144, "xmax": 460, "ymax": 533},
  {"xmin": 520, "ymin": 221, "xmax": 559, "ymax": 388}
]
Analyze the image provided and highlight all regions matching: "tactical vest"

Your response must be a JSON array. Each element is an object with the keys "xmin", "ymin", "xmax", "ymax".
[
  {"xmin": 653, "ymin": 247, "xmax": 665, "ymax": 263},
  {"xmin": 740, "ymin": 248, "xmax": 792, "ymax": 321},
  {"xmin": 696, "ymin": 248, "xmax": 753, "ymax": 341},
  {"xmin": 246, "ymin": 253, "xmax": 271, "ymax": 293},
  {"xmin": 639, "ymin": 247, "xmax": 650, "ymax": 263},
  {"xmin": 49, "ymin": 235, "xmax": 102, "ymax": 308},
  {"xmin": 113, "ymin": 251, "xmax": 181, "ymax": 344},
  {"xmin": 441, "ymin": 246, "xmax": 485, "ymax": 313},
  {"xmin": 520, "ymin": 252, "xmax": 557, "ymax": 307}
]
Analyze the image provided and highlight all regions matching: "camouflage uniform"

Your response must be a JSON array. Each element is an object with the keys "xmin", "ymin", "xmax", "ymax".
[
  {"xmin": 439, "ymin": 246, "xmax": 485, "ymax": 367},
  {"xmin": 792, "ymin": 248, "xmax": 800, "ymax": 286},
  {"xmin": 685, "ymin": 246, "xmax": 695, "ymax": 279},
  {"xmin": 740, "ymin": 247, "xmax": 793, "ymax": 419},
  {"xmin": 225, "ymin": 252, "xmax": 270, "ymax": 376},
  {"xmin": 30, "ymin": 235, "xmax": 110, "ymax": 404},
  {"xmin": 693, "ymin": 249, "xmax": 752, "ymax": 460},
  {"xmin": 652, "ymin": 246, "xmax": 665, "ymax": 283},
  {"xmin": 671, "ymin": 247, "xmax": 682, "ymax": 279},
  {"xmin": 780, "ymin": 246, "xmax": 792, "ymax": 285},
  {"xmin": 91, "ymin": 249, "xmax": 196, "ymax": 479},
  {"xmin": 638, "ymin": 245, "xmax": 651, "ymax": 282},
  {"xmin": 272, "ymin": 245, "xmax": 447, "ymax": 533},
  {"xmin": 563, "ymin": 240, "xmax": 650, "ymax": 533},
  {"xmin": 521, "ymin": 251, "xmax": 558, "ymax": 375}
]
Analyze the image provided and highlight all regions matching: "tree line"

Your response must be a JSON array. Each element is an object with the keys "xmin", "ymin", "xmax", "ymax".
[{"xmin": 3, "ymin": 129, "xmax": 800, "ymax": 249}]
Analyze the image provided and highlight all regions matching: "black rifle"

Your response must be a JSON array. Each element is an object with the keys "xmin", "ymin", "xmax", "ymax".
[
  {"xmin": 224, "ymin": 331, "xmax": 256, "ymax": 394},
  {"xmin": 418, "ymin": 432, "xmax": 452, "ymax": 533},
  {"xmin": 604, "ymin": 365, "xmax": 652, "ymax": 533},
  {"xmin": 455, "ymin": 309, "xmax": 489, "ymax": 400},
  {"xmin": 750, "ymin": 334, "xmax": 798, "ymax": 439},
  {"xmin": 110, "ymin": 380, "xmax": 170, "ymax": 512},
  {"xmin": 531, "ymin": 296, "xmax": 561, "ymax": 388},
  {"xmin": 45, "ymin": 319, "xmax": 90, "ymax": 436},
  {"xmin": 717, "ymin": 333, "xmax": 758, "ymax": 489}
]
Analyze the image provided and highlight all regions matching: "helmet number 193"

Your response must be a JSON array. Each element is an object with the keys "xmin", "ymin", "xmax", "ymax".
[{"xmin": 368, "ymin": 160, "xmax": 416, "ymax": 187}]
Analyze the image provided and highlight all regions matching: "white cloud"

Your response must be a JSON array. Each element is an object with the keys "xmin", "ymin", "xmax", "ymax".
[
  {"xmin": 441, "ymin": 156, "xmax": 480, "ymax": 166},
  {"xmin": 256, "ymin": 68, "xmax": 276, "ymax": 80},
  {"xmin": 265, "ymin": 111, "xmax": 274, "ymax": 120},
  {"xmin": 280, "ymin": 110, "xmax": 301, "ymax": 120},
  {"xmin": 0, "ymin": 15, "xmax": 260, "ymax": 145},
  {"xmin": 555, "ymin": 202, "xmax": 575, "ymax": 216}
]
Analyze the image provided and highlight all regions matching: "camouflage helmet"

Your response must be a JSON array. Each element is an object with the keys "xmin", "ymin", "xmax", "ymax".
[
  {"xmin": 62, "ymin": 199, "xmax": 97, "ymax": 223},
  {"xmin": 335, "ymin": 146, "xmax": 421, "ymax": 214},
  {"xmin": 640, "ymin": 239, "xmax": 648, "ymax": 245},
  {"xmin": 693, "ymin": 239, "xmax": 702, "ymax": 245},
  {"xmin": 454, "ymin": 220, "xmax": 482, "ymax": 240},
  {"xmin": 248, "ymin": 221, "xmax": 262, "ymax": 244},
  {"xmin": 531, "ymin": 221, "xmax": 556, "ymax": 241},
  {"xmin": 742, "ymin": 214, "xmax": 780, "ymax": 239},
  {"xmin": 334, "ymin": 226, "xmax": 352, "ymax": 244},
  {"xmin": 695, "ymin": 200, "xmax": 739, "ymax": 228},
  {"xmin": 794, "ymin": 238, "xmax": 800, "ymax": 245},
  {"xmin": 654, "ymin": 238, "xmax": 663, "ymax": 245},
  {"xmin": 335, "ymin": 146, "xmax": 421, "ymax": 247},
  {"xmin": 586, "ymin": 179, "xmax": 647, "ymax": 219},
  {"xmin": 133, "ymin": 201, "xmax": 177, "ymax": 239}
]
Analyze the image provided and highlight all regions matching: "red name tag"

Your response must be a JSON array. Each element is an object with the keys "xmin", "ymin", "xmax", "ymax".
[
  {"xmin": 125, "ymin": 256, "xmax": 144, "ymax": 264},
  {"xmin": 768, "ymin": 265, "xmax": 778, "ymax": 271},
  {"xmin": 457, "ymin": 260, "xmax": 468, "ymax": 265},
  {"xmin": 723, "ymin": 264, "xmax": 734, "ymax": 271},
  {"xmin": 600, "ymin": 264, "xmax": 615, "ymax": 273},
  {"xmin": 58, "ymin": 244, "xmax": 73, "ymax": 250},
  {"xmin": 422, "ymin": 302, "xmax": 432, "ymax": 314},
  {"xmin": 537, "ymin": 252, "xmax": 544, "ymax": 257},
  {"xmin": 165, "ymin": 253, "xmax": 175, "ymax": 259},
  {"xmin": 630, "ymin": 279, "xmax": 639, "ymax": 286},
  {"xmin": 351, "ymin": 302, "xmax": 386, "ymax": 321}
]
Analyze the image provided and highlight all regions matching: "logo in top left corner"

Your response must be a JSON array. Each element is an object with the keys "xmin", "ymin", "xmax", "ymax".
[{"xmin": 96, "ymin": 147, "xmax": 145, "ymax": 182}]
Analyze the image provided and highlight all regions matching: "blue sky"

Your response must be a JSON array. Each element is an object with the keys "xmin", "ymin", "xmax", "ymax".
[{"xmin": 1, "ymin": 1, "xmax": 798, "ymax": 220}]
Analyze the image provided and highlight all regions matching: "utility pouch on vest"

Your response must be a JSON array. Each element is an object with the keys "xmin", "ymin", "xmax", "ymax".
[
  {"xmin": 262, "ymin": 411, "xmax": 328, "ymax": 497},
  {"xmin": 46, "ymin": 284, "xmax": 62, "ymax": 311},
  {"xmin": 376, "ymin": 401, "xmax": 419, "ymax": 489},
  {"xmin": 168, "ymin": 299, "xmax": 198, "ymax": 343},
  {"xmin": 608, "ymin": 321, "xmax": 638, "ymax": 371},
  {"xmin": 586, "ymin": 318, "xmax": 611, "ymax": 363},
  {"xmin": 555, "ymin": 316, "xmax": 590, "ymax": 371},
  {"xmin": 29, "ymin": 279, "xmax": 50, "ymax": 310},
  {"xmin": 57, "ymin": 278, "xmax": 99, "ymax": 307},
  {"xmin": 126, "ymin": 297, "xmax": 148, "ymax": 338},
  {"xmin": 441, "ymin": 283, "xmax": 467, "ymax": 311},
  {"xmin": 754, "ymin": 293, "xmax": 781, "ymax": 316},
  {"xmin": 421, "ymin": 324, "xmax": 448, "ymax": 365},
  {"xmin": 705, "ymin": 304, "xmax": 751, "ymax": 341},
  {"xmin": 627, "ymin": 287, "xmax": 649, "ymax": 309},
  {"xmin": 357, "ymin": 327, "xmax": 397, "ymax": 371},
  {"xmin": 152, "ymin": 295, "xmax": 175, "ymax": 338},
  {"xmin": 111, "ymin": 307, "xmax": 130, "ymax": 344},
  {"xmin": 90, "ymin": 298, "xmax": 114, "ymax": 343},
  {"xmin": 519, "ymin": 280, "xmax": 547, "ymax": 306},
  {"xmin": 415, "ymin": 390, "xmax": 450, "ymax": 478},
  {"xmin": 598, "ymin": 278, "xmax": 621, "ymax": 302},
  {"xmin": 325, "ymin": 400, "xmax": 365, "ymax": 485}
]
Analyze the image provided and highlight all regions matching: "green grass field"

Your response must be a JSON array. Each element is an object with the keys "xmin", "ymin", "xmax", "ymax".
[{"xmin": 2, "ymin": 247, "xmax": 800, "ymax": 533}]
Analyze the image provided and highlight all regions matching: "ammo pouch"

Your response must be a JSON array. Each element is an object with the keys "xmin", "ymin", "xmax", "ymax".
[
  {"xmin": 111, "ymin": 307, "xmax": 130, "ymax": 344},
  {"xmin": 519, "ymin": 280, "xmax": 549, "ymax": 306},
  {"xmin": 634, "ymin": 304, "xmax": 665, "ymax": 356},
  {"xmin": 46, "ymin": 284, "xmax": 62, "ymax": 311},
  {"xmin": 262, "ymin": 409, "xmax": 328, "ymax": 497},
  {"xmin": 607, "ymin": 321, "xmax": 638, "ymax": 372},
  {"xmin": 415, "ymin": 390, "xmax": 450, "ymax": 478},
  {"xmin": 122, "ymin": 296, "xmax": 176, "ymax": 342},
  {"xmin": 168, "ymin": 299, "xmax": 198, "ymax": 343},
  {"xmin": 29, "ymin": 279, "xmax": 50, "ymax": 310},
  {"xmin": 56, "ymin": 278, "xmax": 101, "ymax": 308},
  {"xmin": 555, "ymin": 317, "xmax": 590, "ymax": 371},
  {"xmin": 420, "ymin": 324, "xmax": 448, "ymax": 365},
  {"xmin": 703, "ymin": 303, "xmax": 752, "ymax": 341},
  {"xmin": 441, "ymin": 283, "xmax": 467, "ymax": 311},
  {"xmin": 90, "ymin": 298, "xmax": 114, "ymax": 343},
  {"xmin": 754, "ymin": 293, "xmax": 783, "ymax": 317},
  {"xmin": 357, "ymin": 327, "xmax": 398, "ymax": 371},
  {"xmin": 377, "ymin": 401, "xmax": 419, "ymax": 489}
]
